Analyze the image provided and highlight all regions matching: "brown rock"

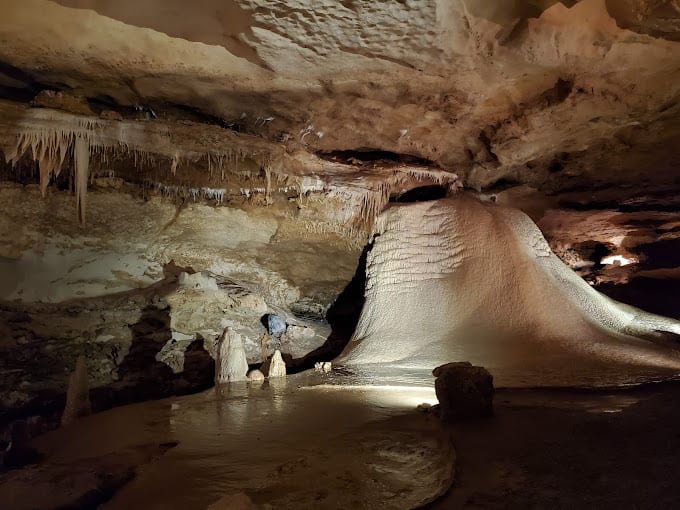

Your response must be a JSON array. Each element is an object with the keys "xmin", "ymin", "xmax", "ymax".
[
  {"xmin": 31, "ymin": 90, "xmax": 94, "ymax": 116},
  {"xmin": 432, "ymin": 362, "xmax": 494, "ymax": 421},
  {"xmin": 206, "ymin": 492, "xmax": 256, "ymax": 510},
  {"xmin": 99, "ymin": 109, "xmax": 123, "ymax": 121}
]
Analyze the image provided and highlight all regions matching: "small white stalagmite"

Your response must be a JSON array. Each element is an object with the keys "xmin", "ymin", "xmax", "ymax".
[
  {"xmin": 216, "ymin": 327, "xmax": 249, "ymax": 383},
  {"xmin": 268, "ymin": 349, "xmax": 287, "ymax": 378},
  {"xmin": 61, "ymin": 356, "xmax": 91, "ymax": 427}
]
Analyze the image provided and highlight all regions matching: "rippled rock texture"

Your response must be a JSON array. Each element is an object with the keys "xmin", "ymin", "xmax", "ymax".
[{"xmin": 339, "ymin": 194, "xmax": 680, "ymax": 386}]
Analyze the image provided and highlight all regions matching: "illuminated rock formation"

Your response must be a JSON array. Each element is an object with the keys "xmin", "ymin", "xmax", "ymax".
[
  {"xmin": 216, "ymin": 328, "xmax": 249, "ymax": 383},
  {"xmin": 339, "ymin": 195, "xmax": 680, "ymax": 386},
  {"xmin": 268, "ymin": 350, "xmax": 287, "ymax": 379}
]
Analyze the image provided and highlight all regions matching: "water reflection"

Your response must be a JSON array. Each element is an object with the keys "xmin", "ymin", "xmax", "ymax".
[{"xmin": 54, "ymin": 372, "xmax": 452, "ymax": 510}]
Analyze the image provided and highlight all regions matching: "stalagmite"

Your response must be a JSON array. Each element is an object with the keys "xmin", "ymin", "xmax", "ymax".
[
  {"xmin": 268, "ymin": 350, "xmax": 287, "ymax": 378},
  {"xmin": 314, "ymin": 361, "xmax": 332, "ymax": 373},
  {"xmin": 247, "ymin": 369, "xmax": 265, "ymax": 382},
  {"xmin": 338, "ymin": 194, "xmax": 680, "ymax": 387},
  {"xmin": 215, "ymin": 328, "xmax": 249, "ymax": 383},
  {"xmin": 61, "ymin": 356, "xmax": 91, "ymax": 427}
]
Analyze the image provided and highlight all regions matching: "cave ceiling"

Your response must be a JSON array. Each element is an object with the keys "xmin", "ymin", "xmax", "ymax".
[{"xmin": 0, "ymin": 0, "xmax": 677, "ymax": 197}]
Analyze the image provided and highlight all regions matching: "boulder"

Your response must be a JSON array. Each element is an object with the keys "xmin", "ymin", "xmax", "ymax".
[
  {"xmin": 432, "ymin": 362, "xmax": 494, "ymax": 421},
  {"xmin": 283, "ymin": 325, "xmax": 327, "ymax": 359},
  {"xmin": 266, "ymin": 314, "xmax": 287, "ymax": 337}
]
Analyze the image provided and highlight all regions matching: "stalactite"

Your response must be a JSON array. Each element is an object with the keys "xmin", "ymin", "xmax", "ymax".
[
  {"xmin": 170, "ymin": 151, "xmax": 180, "ymax": 175},
  {"xmin": 7, "ymin": 130, "xmax": 73, "ymax": 196},
  {"xmin": 264, "ymin": 166, "xmax": 272, "ymax": 205},
  {"xmin": 74, "ymin": 136, "xmax": 90, "ymax": 223},
  {"xmin": 2, "ymin": 107, "xmax": 456, "ymax": 232}
]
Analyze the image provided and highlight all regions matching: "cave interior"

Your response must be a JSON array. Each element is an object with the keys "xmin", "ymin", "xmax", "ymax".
[{"xmin": 1, "ymin": 1, "xmax": 680, "ymax": 509}]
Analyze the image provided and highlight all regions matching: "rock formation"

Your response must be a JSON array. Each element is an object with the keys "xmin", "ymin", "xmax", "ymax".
[
  {"xmin": 315, "ymin": 361, "xmax": 332, "ymax": 373},
  {"xmin": 433, "ymin": 362, "xmax": 494, "ymax": 421},
  {"xmin": 61, "ymin": 356, "xmax": 91, "ymax": 426},
  {"xmin": 247, "ymin": 369, "xmax": 265, "ymax": 383},
  {"xmin": 266, "ymin": 314, "xmax": 287, "ymax": 337},
  {"xmin": 268, "ymin": 350, "xmax": 287, "ymax": 379},
  {"xmin": 0, "ymin": 2, "xmax": 678, "ymax": 508},
  {"xmin": 216, "ymin": 328, "xmax": 249, "ymax": 384},
  {"xmin": 338, "ymin": 195, "xmax": 680, "ymax": 386}
]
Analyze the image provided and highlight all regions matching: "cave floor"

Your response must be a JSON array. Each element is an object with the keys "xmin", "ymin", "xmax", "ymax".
[
  {"xmin": 0, "ymin": 371, "xmax": 452, "ymax": 510},
  {"xmin": 436, "ymin": 383, "xmax": 680, "ymax": 509},
  {"xmin": 3, "ymin": 372, "xmax": 680, "ymax": 509}
]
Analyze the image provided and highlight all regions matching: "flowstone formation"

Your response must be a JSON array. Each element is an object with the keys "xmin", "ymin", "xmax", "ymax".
[{"xmin": 339, "ymin": 194, "xmax": 680, "ymax": 386}]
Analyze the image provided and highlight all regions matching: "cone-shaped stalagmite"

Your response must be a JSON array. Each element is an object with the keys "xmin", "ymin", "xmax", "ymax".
[
  {"xmin": 268, "ymin": 350, "xmax": 287, "ymax": 378},
  {"xmin": 216, "ymin": 327, "xmax": 249, "ymax": 383},
  {"xmin": 61, "ymin": 356, "xmax": 91, "ymax": 427}
]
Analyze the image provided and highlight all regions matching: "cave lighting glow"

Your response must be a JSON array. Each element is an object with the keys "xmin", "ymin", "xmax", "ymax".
[
  {"xmin": 303, "ymin": 385, "xmax": 439, "ymax": 409},
  {"xmin": 601, "ymin": 255, "xmax": 637, "ymax": 266}
]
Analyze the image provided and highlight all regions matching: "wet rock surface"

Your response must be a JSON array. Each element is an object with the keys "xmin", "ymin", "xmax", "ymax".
[
  {"xmin": 0, "ymin": 374, "xmax": 455, "ymax": 510},
  {"xmin": 0, "ymin": 266, "xmax": 336, "ymax": 445},
  {"xmin": 0, "ymin": 184, "xmax": 357, "ymax": 443},
  {"xmin": 0, "ymin": 1, "xmax": 678, "ymax": 506}
]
